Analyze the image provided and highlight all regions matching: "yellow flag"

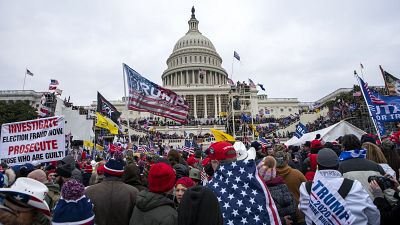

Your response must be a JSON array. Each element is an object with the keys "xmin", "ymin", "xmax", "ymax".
[
  {"xmin": 96, "ymin": 144, "xmax": 104, "ymax": 151},
  {"xmin": 84, "ymin": 140, "xmax": 94, "ymax": 148},
  {"xmin": 210, "ymin": 128, "xmax": 235, "ymax": 142},
  {"xmin": 95, "ymin": 112, "xmax": 118, "ymax": 135}
]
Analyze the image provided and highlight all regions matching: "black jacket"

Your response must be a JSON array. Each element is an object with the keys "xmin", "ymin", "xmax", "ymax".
[
  {"xmin": 178, "ymin": 186, "xmax": 223, "ymax": 225},
  {"xmin": 130, "ymin": 190, "xmax": 178, "ymax": 225},
  {"xmin": 373, "ymin": 192, "xmax": 400, "ymax": 225}
]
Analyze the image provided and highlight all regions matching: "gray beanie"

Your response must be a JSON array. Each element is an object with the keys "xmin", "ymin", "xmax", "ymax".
[{"xmin": 317, "ymin": 148, "xmax": 339, "ymax": 168}]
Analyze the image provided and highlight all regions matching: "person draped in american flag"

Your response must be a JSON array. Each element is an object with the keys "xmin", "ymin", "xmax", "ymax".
[{"xmin": 206, "ymin": 141, "xmax": 282, "ymax": 225}]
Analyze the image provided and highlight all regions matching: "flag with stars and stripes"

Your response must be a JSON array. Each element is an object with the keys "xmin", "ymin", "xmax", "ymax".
[
  {"xmin": 137, "ymin": 145, "xmax": 148, "ymax": 153},
  {"xmin": 207, "ymin": 159, "xmax": 281, "ymax": 225},
  {"xmin": 124, "ymin": 63, "xmax": 189, "ymax": 123}
]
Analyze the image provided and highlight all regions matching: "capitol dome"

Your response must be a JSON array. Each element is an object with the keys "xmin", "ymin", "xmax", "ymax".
[{"xmin": 162, "ymin": 7, "xmax": 229, "ymax": 88}]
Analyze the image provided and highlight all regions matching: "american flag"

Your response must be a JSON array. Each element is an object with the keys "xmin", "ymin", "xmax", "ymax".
[
  {"xmin": 182, "ymin": 139, "xmax": 195, "ymax": 155},
  {"xmin": 364, "ymin": 82, "xmax": 386, "ymax": 105},
  {"xmin": 124, "ymin": 64, "xmax": 189, "ymax": 123},
  {"xmin": 137, "ymin": 145, "xmax": 148, "ymax": 153},
  {"xmin": 207, "ymin": 160, "xmax": 281, "ymax": 225},
  {"xmin": 258, "ymin": 139, "xmax": 267, "ymax": 149},
  {"xmin": 234, "ymin": 51, "xmax": 241, "ymax": 61},
  {"xmin": 228, "ymin": 78, "xmax": 235, "ymax": 86},
  {"xmin": 181, "ymin": 146, "xmax": 194, "ymax": 155},
  {"xmin": 248, "ymin": 79, "xmax": 257, "ymax": 88}
]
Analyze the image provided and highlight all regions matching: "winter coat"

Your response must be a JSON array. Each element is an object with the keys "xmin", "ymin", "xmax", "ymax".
[
  {"xmin": 338, "ymin": 158, "xmax": 385, "ymax": 199},
  {"xmin": 85, "ymin": 176, "xmax": 139, "ymax": 225},
  {"xmin": 299, "ymin": 170, "xmax": 380, "ymax": 225},
  {"xmin": 44, "ymin": 182, "xmax": 60, "ymax": 211},
  {"xmin": 130, "ymin": 190, "xmax": 178, "ymax": 225},
  {"xmin": 82, "ymin": 172, "xmax": 92, "ymax": 187},
  {"xmin": 61, "ymin": 155, "xmax": 82, "ymax": 182},
  {"xmin": 373, "ymin": 191, "xmax": 400, "ymax": 225},
  {"xmin": 178, "ymin": 186, "xmax": 223, "ymax": 225},
  {"xmin": 276, "ymin": 165, "xmax": 307, "ymax": 224},
  {"xmin": 122, "ymin": 163, "xmax": 147, "ymax": 192},
  {"xmin": 265, "ymin": 176, "xmax": 297, "ymax": 225}
]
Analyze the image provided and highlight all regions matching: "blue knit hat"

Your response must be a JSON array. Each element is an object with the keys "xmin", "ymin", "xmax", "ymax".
[
  {"xmin": 52, "ymin": 180, "xmax": 94, "ymax": 225},
  {"xmin": 104, "ymin": 151, "xmax": 124, "ymax": 177}
]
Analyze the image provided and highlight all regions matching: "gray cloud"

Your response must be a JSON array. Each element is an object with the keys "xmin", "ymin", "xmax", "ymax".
[{"xmin": 1, "ymin": 0, "xmax": 400, "ymax": 105}]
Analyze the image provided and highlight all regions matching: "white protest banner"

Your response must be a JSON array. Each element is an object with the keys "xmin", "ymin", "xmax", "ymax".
[
  {"xmin": 307, "ymin": 172, "xmax": 356, "ymax": 225},
  {"xmin": 0, "ymin": 116, "xmax": 65, "ymax": 166}
]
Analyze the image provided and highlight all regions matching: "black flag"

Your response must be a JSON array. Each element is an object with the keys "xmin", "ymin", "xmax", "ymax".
[{"xmin": 97, "ymin": 92, "xmax": 121, "ymax": 124}]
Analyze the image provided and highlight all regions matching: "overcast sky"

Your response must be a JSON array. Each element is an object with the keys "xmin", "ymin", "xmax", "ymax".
[{"xmin": 1, "ymin": 0, "xmax": 400, "ymax": 105}]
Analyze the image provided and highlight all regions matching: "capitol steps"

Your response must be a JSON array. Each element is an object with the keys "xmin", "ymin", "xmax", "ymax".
[{"xmin": 273, "ymin": 108, "xmax": 329, "ymax": 135}]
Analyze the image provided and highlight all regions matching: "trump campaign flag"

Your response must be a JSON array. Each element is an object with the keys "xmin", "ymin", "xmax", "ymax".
[
  {"xmin": 294, "ymin": 122, "xmax": 307, "ymax": 138},
  {"xmin": 207, "ymin": 159, "xmax": 281, "ymax": 225},
  {"xmin": 357, "ymin": 74, "xmax": 400, "ymax": 136},
  {"xmin": 124, "ymin": 64, "xmax": 189, "ymax": 123}
]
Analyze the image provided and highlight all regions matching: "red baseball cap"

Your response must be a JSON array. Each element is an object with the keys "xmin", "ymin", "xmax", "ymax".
[
  {"xmin": 207, "ymin": 141, "xmax": 236, "ymax": 160},
  {"xmin": 310, "ymin": 140, "xmax": 323, "ymax": 150}
]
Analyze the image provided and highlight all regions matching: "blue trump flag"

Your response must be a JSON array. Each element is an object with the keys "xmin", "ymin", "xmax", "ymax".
[
  {"xmin": 207, "ymin": 160, "xmax": 281, "ymax": 225},
  {"xmin": 356, "ymin": 75, "xmax": 400, "ymax": 136},
  {"xmin": 294, "ymin": 123, "xmax": 307, "ymax": 138}
]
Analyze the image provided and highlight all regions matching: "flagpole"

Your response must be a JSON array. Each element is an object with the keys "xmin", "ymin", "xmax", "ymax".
[
  {"xmin": 23, "ymin": 68, "xmax": 27, "ymax": 90},
  {"xmin": 249, "ymin": 90, "xmax": 255, "ymax": 141},
  {"xmin": 360, "ymin": 63, "xmax": 365, "ymax": 80},
  {"xmin": 122, "ymin": 63, "xmax": 132, "ymax": 144},
  {"xmin": 231, "ymin": 94, "xmax": 236, "ymax": 139},
  {"xmin": 231, "ymin": 55, "xmax": 234, "ymax": 80},
  {"xmin": 354, "ymin": 71, "xmax": 382, "ymax": 142}
]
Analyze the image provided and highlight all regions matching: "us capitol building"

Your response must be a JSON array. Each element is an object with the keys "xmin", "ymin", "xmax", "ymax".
[
  {"xmin": 0, "ymin": 7, "xmax": 303, "ymax": 126},
  {"xmin": 158, "ymin": 7, "xmax": 300, "ymax": 120}
]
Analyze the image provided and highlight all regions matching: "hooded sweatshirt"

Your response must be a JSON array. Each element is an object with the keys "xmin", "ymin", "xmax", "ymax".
[
  {"xmin": 122, "ymin": 163, "xmax": 147, "ymax": 192},
  {"xmin": 130, "ymin": 190, "xmax": 178, "ymax": 225},
  {"xmin": 178, "ymin": 186, "xmax": 223, "ymax": 225}
]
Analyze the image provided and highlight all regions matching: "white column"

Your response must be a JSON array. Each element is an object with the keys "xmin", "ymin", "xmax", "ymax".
[
  {"xmin": 192, "ymin": 70, "xmax": 195, "ymax": 85},
  {"xmin": 218, "ymin": 94, "xmax": 222, "ymax": 112},
  {"xmin": 204, "ymin": 94, "xmax": 207, "ymax": 118},
  {"xmin": 214, "ymin": 94, "xmax": 218, "ymax": 118},
  {"xmin": 185, "ymin": 71, "xmax": 188, "ymax": 85},
  {"xmin": 194, "ymin": 95, "xmax": 197, "ymax": 118}
]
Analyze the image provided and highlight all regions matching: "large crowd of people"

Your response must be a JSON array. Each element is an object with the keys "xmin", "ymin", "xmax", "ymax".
[{"xmin": 0, "ymin": 132, "xmax": 399, "ymax": 224}]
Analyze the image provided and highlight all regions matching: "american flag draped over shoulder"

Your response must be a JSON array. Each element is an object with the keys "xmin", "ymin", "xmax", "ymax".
[
  {"xmin": 124, "ymin": 64, "xmax": 189, "ymax": 123},
  {"xmin": 207, "ymin": 160, "xmax": 281, "ymax": 225}
]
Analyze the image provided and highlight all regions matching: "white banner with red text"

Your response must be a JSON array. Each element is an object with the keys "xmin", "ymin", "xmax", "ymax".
[{"xmin": 0, "ymin": 116, "xmax": 65, "ymax": 166}]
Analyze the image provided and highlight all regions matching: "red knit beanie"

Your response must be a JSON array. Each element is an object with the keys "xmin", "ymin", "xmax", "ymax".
[
  {"xmin": 175, "ymin": 177, "xmax": 195, "ymax": 188},
  {"xmin": 148, "ymin": 163, "xmax": 176, "ymax": 193}
]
